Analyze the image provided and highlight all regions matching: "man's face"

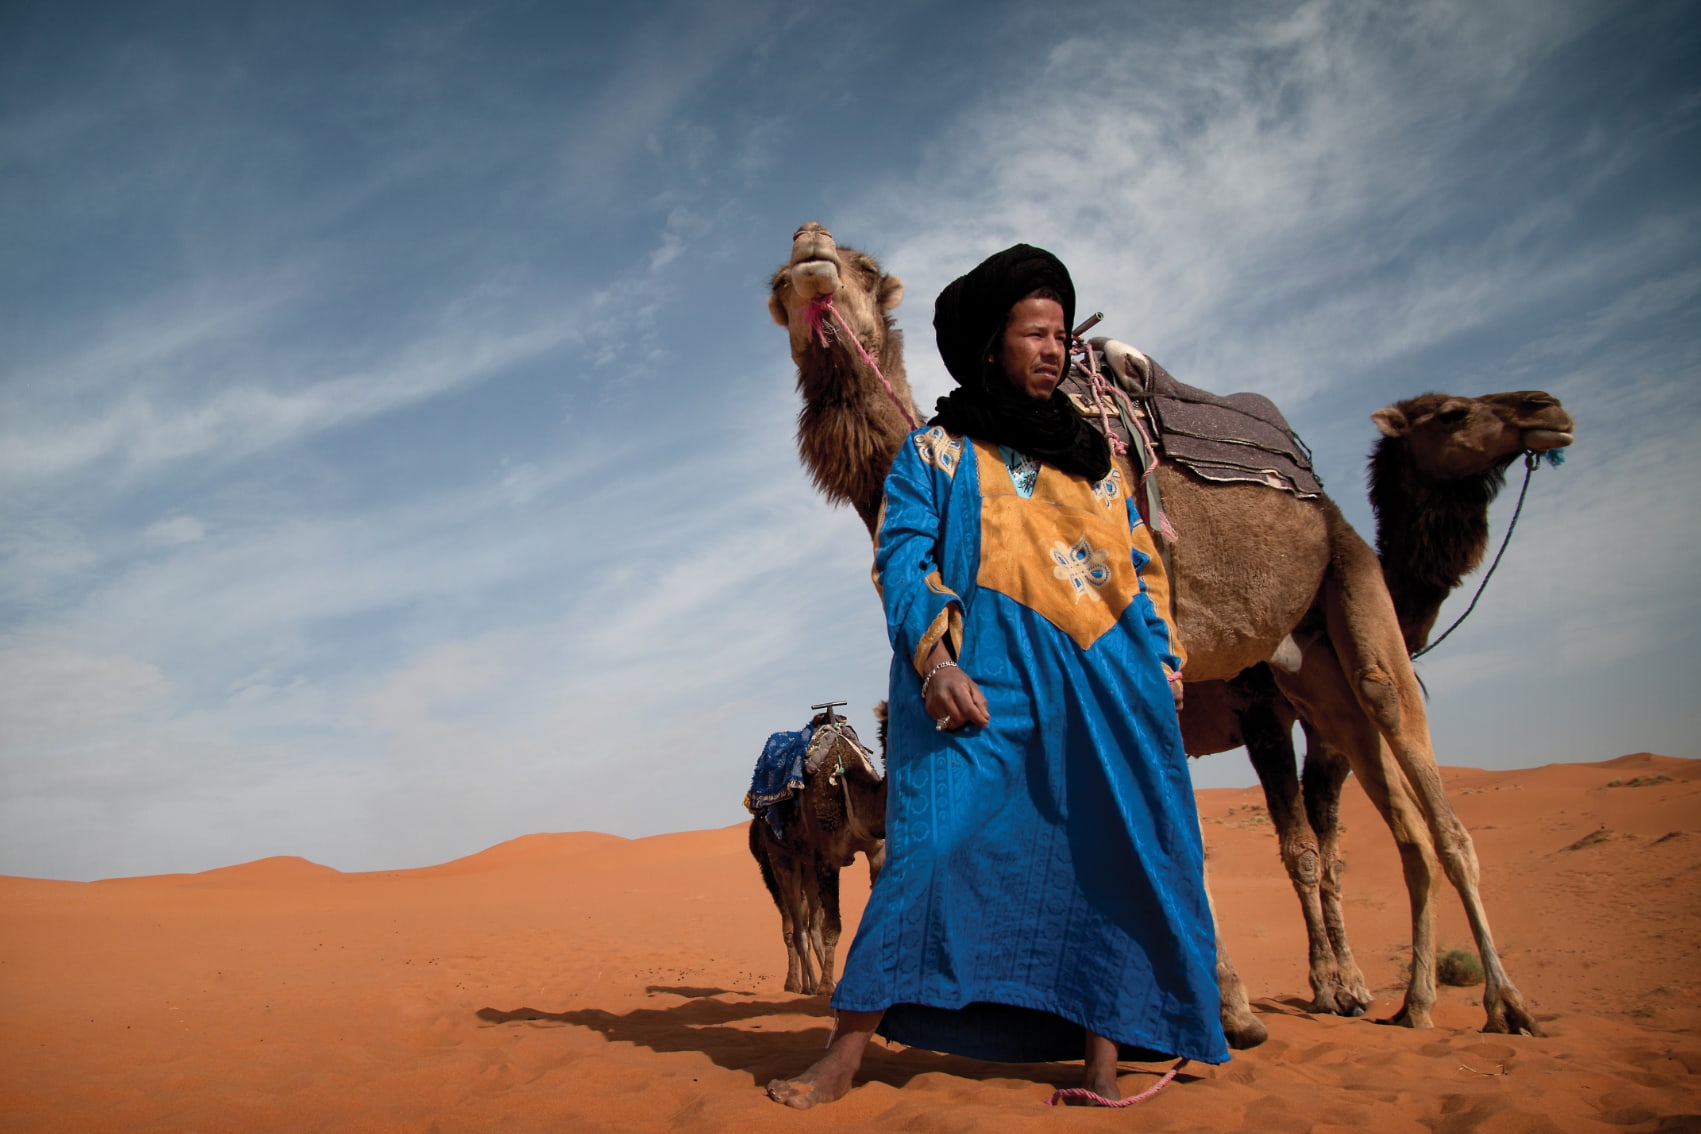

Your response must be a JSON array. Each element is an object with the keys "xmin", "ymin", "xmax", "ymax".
[{"xmin": 995, "ymin": 296, "xmax": 1068, "ymax": 400}]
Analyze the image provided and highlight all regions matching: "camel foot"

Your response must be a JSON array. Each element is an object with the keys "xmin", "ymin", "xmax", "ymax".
[
  {"xmin": 1377, "ymin": 1004, "xmax": 1433, "ymax": 1030},
  {"xmin": 766, "ymin": 1050, "xmax": 859, "ymax": 1110},
  {"xmin": 816, "ymin": 978, "xmax": 836, "ymax": 997},
  {"xmin": 1309, "ymin": 980, "xmax": 1373, "ymax": 1019},
  {"xmin": 1223, "ymin": 1014, "xmax": 1268, "ymax": 1050},
  {"xmin": 1483, "ymin": 992, "xmax": 1542, "ymax": 1038}
]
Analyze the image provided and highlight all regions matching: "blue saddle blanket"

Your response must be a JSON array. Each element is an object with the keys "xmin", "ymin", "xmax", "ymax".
[{"xmin": 744, "ymin": 724, "xmax": 814, "ymax": 837}]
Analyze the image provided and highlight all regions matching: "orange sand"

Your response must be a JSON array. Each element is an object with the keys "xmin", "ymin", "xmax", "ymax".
[{"xmin": 3, "ymin": 753, "xmax": 1697, "ymax": 1132}]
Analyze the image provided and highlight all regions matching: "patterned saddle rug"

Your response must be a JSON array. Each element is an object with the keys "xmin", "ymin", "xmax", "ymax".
[
  {"xmin": 744, "ymin": 715, "xmax": 876, "ymax": 838},
  {"xmin": 1060, "ymin": 338, "xmax": 1323, "ymax": 499}
]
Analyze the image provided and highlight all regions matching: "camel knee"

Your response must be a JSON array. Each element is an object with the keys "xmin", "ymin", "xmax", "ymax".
[
  {"xmin": 1354, "ymin": 665, "xmax": 1404, "ymax": 733},
  {"xmin": 1279, "ymin": 839, "xmax": 1320, "ymax": 889}
]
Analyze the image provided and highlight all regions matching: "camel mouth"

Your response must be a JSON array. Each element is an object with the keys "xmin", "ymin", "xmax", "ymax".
[
  {"xmin": 1522, "ymin": 429, "xmax": 1574, "ymax": 452},
  {"xmin": 789, "ymin": 257, "xmax": 842, "ymax": 301}
]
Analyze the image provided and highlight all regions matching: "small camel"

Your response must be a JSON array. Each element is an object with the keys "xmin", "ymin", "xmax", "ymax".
[
  {"xmin": 747, "ymin": 704, "xmax": 887, "ymax": 995},
  {"xmin": 767, "ymin": 222, "xmax": 1552, "ymax": 1042}
]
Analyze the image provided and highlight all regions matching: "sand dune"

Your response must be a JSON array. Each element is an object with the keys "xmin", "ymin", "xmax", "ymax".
[{"xmin": 3, "ymin": 755, "xmax": 1697, "ymax": 1131}]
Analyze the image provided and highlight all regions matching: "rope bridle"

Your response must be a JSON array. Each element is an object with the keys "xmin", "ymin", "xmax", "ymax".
[
  {"xmin": 824, "ymin": 722, "xmax": 879, "ymax": 842},
  {"xmin": 1411, "ymin": 450, "xmax": 1553, "ymax": 660},
  {"xmin": 805, "ymin": 294, "xmax": 920, "ymax": 431},
  {"xmin": 810, "ymin": 702, "xmax": 882, "ymax": 844}
]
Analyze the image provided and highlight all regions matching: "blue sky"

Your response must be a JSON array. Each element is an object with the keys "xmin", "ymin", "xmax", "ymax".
[{"xmin": 3, "ymin": 0, "xmax": 1697, "ymax": 881}]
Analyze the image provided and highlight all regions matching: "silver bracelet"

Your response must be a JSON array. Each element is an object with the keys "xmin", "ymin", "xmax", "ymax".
[{"xmin": 920, "ymin": 659, "xmax": 959, "ymax": 701}]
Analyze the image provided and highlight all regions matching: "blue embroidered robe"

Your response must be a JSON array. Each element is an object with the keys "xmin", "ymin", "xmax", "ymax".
[{"xmin": 829, "ymin": 427, "xmax": 1229, "ymax": 1066}]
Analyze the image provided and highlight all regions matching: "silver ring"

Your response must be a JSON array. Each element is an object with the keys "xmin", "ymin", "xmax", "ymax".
[{"xmin": 935, "ymin": 714, "xmax": 951, "ymax": 731}]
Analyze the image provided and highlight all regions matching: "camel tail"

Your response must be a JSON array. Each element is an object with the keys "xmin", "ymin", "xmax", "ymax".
[{"xmin": 748, "ymin": 819, "xmax": 784, "ymax": 910}]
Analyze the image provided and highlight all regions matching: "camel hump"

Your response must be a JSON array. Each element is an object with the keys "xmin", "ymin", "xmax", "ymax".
[
  {"xmin": 1074, "ymin": 339, "xmax": 1323, "ymax": 498},
  {"xmin": 805, "ymin": 717, "xmax": 876, "ymax": 778}
]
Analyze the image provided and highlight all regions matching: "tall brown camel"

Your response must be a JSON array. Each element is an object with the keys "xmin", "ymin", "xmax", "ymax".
[
  {"xmin": 767, "ymin": 221, "xmax": 1549, "ymax": 1042},
  {"xmin": 1157, "ymin": 383, "xmax": 1574, "ymax": 1026},
  {"xmin": 748, "ymin": 705, "xmax": 887, "ymax": 995}
]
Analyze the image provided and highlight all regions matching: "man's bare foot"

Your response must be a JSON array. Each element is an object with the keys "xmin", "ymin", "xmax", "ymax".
[
  {"xmin": 1076, "ymin": 1067, "xmax": 1120, "ymax": 1102},
  {"xmin": 766, "ymin": 1047, "xmax": 859, "ymax": 1110},
  {"xmin": 1080, "ymin": 1031, "xmax": 1121, "ymax": 1102}
]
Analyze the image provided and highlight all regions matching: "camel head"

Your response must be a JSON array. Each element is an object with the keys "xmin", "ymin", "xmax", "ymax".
[
  {"xmin": 769, "ymin": 222, "xmax": 920, "ymax": 535},
  {"xmin": 1370, "ymin": 390, "xmax": 1575, "ymax": 481},
  {"xmin": 1369, "ymin": 389, "xmax": 1577, "ymax": 635},
  {"xmin": 769, "ymin": 221, "xmax": 905, "ymax": 365}
]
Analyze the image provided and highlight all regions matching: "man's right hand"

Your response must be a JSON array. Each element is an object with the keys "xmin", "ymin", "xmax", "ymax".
[{"xmin": 925, "ymin": 665, "xmax": 990, "ymax": 732}]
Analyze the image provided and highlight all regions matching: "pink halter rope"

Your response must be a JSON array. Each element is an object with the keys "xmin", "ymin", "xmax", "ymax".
[
  {"xmin": 1045, "ymin": 1058, "xmax": 1188, "ymax": 1108},
  {"xmin": 805, "ymin": 294, "xmax": 920, "ymax": 431}
]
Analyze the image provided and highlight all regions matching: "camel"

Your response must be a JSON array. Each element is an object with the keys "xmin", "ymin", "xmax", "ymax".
[
  {"xmin": 1163, "ymin": 386, "xmax": 1574, "ymax": 1025},
  {"xmin": 767, "ymin": 221, "xmax": 1554, "ymax": 1043},
  {"xmin": 748, "ymin": 704, "xmax": 887, "ymax": 995}
]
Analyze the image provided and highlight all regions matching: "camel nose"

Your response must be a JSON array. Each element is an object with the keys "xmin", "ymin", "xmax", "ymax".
[
  {"xmin": 793, "ymin": 222, "xmax": 836, "ymax": 254},
  {"xmin": 791, "ymin": 222, "xmax": 840, "ymax": 270}
]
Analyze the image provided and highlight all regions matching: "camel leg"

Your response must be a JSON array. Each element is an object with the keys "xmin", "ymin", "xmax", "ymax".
[
  {"xmin": 779, "ymin": 866, "xmax": 812, "ymax": 993},
  {"xmin": 813, "ymin": 861, "xmax": 843, "ymax": 996},
  {"xmin": 763, "ymin": 838, "xmax": 818, "ymax": 995},
  {"xmin": 750, "ymin": 823, "xmax": 807, "ymax": 994},
  {"xmin": 1201, "ymin": 850, "xmax": 1268, "ymax": 1048},
  {"xmin": 1274, "ymin": 636, "xmax": 1444, "ymax": 1028},
  {"xmin": 1320, "ymin": 521, "xmax": 1539, "ymax": 1036},
  {"xmin": 798, "ymin": 869, "xmax": 825, "ymax": 996},
  {"xmin": 1236, "ymin": 684, "xmax": 1344, "ymax": 1015},
  {"xmin": 786, "ymin": 864, "xmax": 818, "ymax": 995},
  {"xmin": 1298, "ymin": 730, "xmax": 1372, "ymax": 1014}
]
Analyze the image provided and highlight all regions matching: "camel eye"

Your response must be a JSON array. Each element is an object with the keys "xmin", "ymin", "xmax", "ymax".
[{"xmin": 1434, "ymin": 406, "xmax": 1469, "ymax": 424}]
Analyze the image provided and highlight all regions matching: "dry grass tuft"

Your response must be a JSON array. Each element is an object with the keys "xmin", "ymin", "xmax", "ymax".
[{"xmin": 1436, "ymin": 947, "xmax": 1485, "ymax": 987}]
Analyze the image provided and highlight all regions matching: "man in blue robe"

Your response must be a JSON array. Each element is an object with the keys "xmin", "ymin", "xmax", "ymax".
[{"xmin": 768, "ymin": 244, "xmax": 1228, "ymax": 1109}]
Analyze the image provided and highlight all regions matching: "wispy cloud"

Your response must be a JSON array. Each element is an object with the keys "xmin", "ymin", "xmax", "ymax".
[
  {"xmin": 558, "ymin": 0, "xmax": 784, "ymax": 192},
  {"xmin": 0, "ymin": 281, "xmax": 589, "ymax": 485},
  {"xmin": 844, "ymin": 0, "xmax": 1621, "ymax": 404}
]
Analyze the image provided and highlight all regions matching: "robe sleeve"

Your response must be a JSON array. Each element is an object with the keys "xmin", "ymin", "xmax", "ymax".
[
  {"xmin": 1128, "ymin": 496, "xmax": 1185, "ymax": 675},
  {"xmin": 874, "ymin": 432, "xmax": 965, "ymax": 676}
]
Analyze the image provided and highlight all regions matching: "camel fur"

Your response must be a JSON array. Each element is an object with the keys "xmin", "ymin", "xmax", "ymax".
[{"xmin": 768, "ymin": 222, "xmax": 1559, "ymax": 1043}]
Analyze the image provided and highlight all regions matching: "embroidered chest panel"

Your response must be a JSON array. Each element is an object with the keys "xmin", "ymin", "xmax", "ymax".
[{"xmin": 970, "ymin": 439, "xmax": 1136, "ymax": 649}]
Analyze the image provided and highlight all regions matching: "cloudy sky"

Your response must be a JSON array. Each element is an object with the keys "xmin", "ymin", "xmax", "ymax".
[{"xmin": 3, "ymin": 0, "xmax": 1696, "ymax": 881}]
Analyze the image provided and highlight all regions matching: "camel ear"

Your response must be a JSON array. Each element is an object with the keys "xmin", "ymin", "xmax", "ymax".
[
  {"xmin": 768, "ymin": 293, "xmax": 789, "ymax": 327},
  {"xmin": 878, "ymin": 274, "xmax": 904, "ymax": 312},
  {"xmin": 1371, "ymin": 406, "xmax": 1409, "ymax": 438}
]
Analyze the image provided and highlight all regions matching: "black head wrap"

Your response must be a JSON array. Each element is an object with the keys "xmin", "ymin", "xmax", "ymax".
[{"xmin": 930, "ymin": 243, "xmax": 1110, "ymax": 481}]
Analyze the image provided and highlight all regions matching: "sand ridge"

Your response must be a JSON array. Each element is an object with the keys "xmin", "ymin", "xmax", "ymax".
[{"xmin": 2, "ymin": 755, "xmax": 1697, "ymax": 1131}]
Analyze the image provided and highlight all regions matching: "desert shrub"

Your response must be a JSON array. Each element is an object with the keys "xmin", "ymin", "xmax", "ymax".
[{"xmin": 1436, "ymin": 947, "xmax": 1484, "ymax": 987}]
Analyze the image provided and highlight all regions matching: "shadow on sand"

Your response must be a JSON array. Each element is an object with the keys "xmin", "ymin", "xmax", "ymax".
[{"xmin": 475, "ymin": 985, "xmax": 1207, "ymax": 1093}]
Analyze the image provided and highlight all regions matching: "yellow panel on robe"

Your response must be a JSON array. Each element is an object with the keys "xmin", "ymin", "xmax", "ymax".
[{"xmin": 971, "ymin": 439, "xmax": 1138, "ymax": 651}]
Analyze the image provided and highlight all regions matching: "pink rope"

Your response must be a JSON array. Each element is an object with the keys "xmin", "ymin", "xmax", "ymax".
[
  {"xmin": 1080, "ymin": 343, "xmax": 1129, "ymax": 456},
  {"xmin": 1079, "ymin": 344, "xmax": 1177, "ymax": 542},
  {"xmin": 1044, "ymin": 1059, "xmax": 1187, "ymax": 1108},
  {"xmin": 806, "ymin": 295, "xmax": 920, "ymax": 431}
]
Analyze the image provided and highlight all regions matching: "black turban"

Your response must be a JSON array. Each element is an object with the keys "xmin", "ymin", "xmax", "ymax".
[{"xmin": 930, "ymin": 244, "xmax": 1110, "ymax": 481}]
